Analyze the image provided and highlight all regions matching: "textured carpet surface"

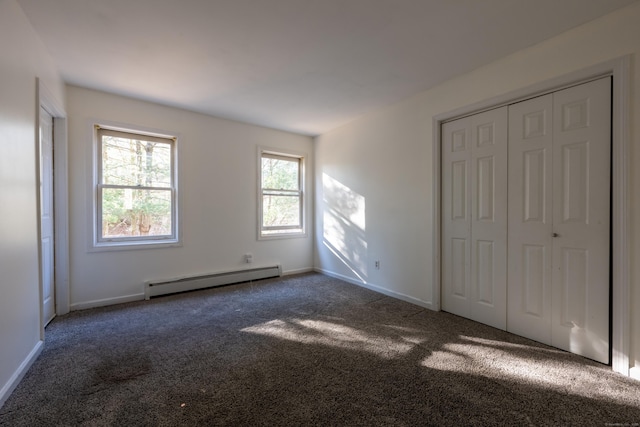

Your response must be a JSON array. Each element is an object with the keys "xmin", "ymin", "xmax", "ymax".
[{"xmin": 1, "ymin": 273, "xmax": 639, "ymax": 426}]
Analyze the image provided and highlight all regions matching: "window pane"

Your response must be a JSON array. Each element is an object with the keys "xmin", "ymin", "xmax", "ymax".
[
  {"xmin": 102, "ymin": 135, "xmax": 172, "ymax": 187},
  {"xmin": 261, "ymin": 157, "xmax": 299, "ymax": 190},
  {"xmin": 102, "ymin": 188, "xmax": 172, "ymax": 238},
  {"xmin": 262, "ymin": 194, "xmax": 300, "ymax": 228}
]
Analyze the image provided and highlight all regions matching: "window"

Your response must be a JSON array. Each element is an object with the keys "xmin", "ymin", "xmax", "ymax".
[
  {"xmin": 259, "ymin": 149, "xmax": 305, "ymax": 238},
  {"xmin": 95, "ymin": 126, "xmax": 178, "ymax": 248}
]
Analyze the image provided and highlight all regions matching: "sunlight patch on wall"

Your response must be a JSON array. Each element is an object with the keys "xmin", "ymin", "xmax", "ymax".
[
  {"xmin": 322, "ymin": 173, "xmax": 365, "ymax": 231},
  {"xmin": 322, "ymin": 173, "xmax": 367, "ymax": 281},
  {"xmin": 242, "ymin": 318, "xmax": 413, "ymax": 359}
]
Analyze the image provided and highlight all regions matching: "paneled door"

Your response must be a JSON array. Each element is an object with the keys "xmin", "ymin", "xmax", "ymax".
[
  {"xmin": 442, "ymin": 107, "xmax": 508, "ymax": 330},
  {"xmin": 507, "ymin": 77, "xmax": 611, "ymax": 363},
  {"xmin": 550, "ymin": 78, "xmax": 611, "ymax": 363},
  {"xmin": 40, "ymin": 106, "xmax": 55, "ymax": 326},
  {"xmin": 507, "ymin": 94, "xmax": 554, "ymax": 345}
]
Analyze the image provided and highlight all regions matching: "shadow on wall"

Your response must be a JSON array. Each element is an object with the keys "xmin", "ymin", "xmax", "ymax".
[{"xmin": 321, "ymin": 173, "xmax": 367, "ymax": 282}]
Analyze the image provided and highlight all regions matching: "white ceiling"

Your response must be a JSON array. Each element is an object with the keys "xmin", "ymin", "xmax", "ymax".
[{"xmin": 18, "ymin": 0, "xmax": 636, "ymax": 136}]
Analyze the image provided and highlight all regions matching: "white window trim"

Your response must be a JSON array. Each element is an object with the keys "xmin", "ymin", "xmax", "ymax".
[
  {"xmin": 89, "ymin": 120, "xmax": 182, "ymax": 251},
  {"xmin": 257, "ymin": 146, "xmax": 307, "ymax": 240}
]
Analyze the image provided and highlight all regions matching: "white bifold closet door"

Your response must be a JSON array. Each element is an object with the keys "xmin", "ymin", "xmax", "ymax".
[
  {"xmin": 442, "ymin": 77, "xmax": 611, "ymax": 364},
  {"xmin": 442, "ymin": 107, "xmax": 508, "ymax": 330},
  {"xmin": 508, "ymin": 77, "xmax": 611, "ymax": 364}
]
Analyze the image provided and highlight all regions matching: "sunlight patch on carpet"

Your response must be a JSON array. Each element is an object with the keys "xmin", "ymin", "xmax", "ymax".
[
  {"xmin": 420, "ymin": 335, "xmax": 630, "ymax": 404},
  {"xmin": 242, "ymin": 318, "xmax": 414, "ymax": 359}
]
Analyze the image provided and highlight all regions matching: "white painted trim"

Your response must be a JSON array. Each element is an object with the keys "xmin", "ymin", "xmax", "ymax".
[
  {"xmin": 432, "ymin": 56, "xmax": 631, "ymax": 377},
  {"xmin": 37, "ymin": 79, "xmax": 70, "ymax": 320},
  {"xmin": 0, "ymin": 340, "xmax": 43, "ymax": 409},
  {"xmin": 70, "ymin": 293, "xmax": 145, "ymax": 311},
  {"xmin": 38, "ymin": 81, "xmax": 65, "ymax": 118},
  {"xmin": 630, "ymin": 367, "xmax": 640, "ymax": 381},
  {"xmin": 314, "ymin": 268, "xmax": 436, "ymax": 310},
  {"xmin": 85, "ymin": 119, "xmax": 183, "ymax": 252},
  {"xmin": 53, "ymin": 117, "xmax": 70, "ymax": 315},
  {"xmin": 257, "ymin": 145, "xmax": 309, "ymax": 240},
  {"xmin": 35, "ymin": 85, "xmax": 44, "ymax": 339},
  {"xmin": 282, "ymin": 267, "xmax": 315, "ymax": 276},
  {"xmin": 610, "ymin": 56, "xmax": 631, "ymax": 377},
  {"xmin": 314, "ymin": 268, "xmax": 362, "ymax": 287},
  {"xmin": 431, "ymin": 119, "xmax": 442, "ymax": 313}
]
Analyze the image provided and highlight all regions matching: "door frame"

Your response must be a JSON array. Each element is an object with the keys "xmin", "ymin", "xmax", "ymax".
[
  {"xmin": 38, "ymin": 104, "xmax": 55, "ymax": 327},
  {"xmin": 36, "ymin": 79, "xmax": 70, "ymax": 337},
  {"xmin": 432, "ymin": 56, "xmax": 631, "ymax": 376}
]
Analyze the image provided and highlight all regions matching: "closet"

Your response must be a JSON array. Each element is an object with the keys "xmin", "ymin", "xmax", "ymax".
[{"xmin": 441, "ymin": 77, "xmax": 611, "ymax": 364}]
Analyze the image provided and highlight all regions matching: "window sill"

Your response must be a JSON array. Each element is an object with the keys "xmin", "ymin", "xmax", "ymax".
[
  {"xmin": 258, "ymin": 232, "xmax": 307, "ymax": 241},
  {"xmin": 89, "ymin": 239, "xmax": 182, "ymax": 252}
]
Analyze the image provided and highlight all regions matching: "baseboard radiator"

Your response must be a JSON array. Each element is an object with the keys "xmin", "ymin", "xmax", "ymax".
[{"xmin": 144, "ymin": 265, "xmax": 282, "ymax": 299}]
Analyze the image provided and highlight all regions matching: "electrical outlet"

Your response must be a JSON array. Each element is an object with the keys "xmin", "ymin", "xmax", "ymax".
[
  {"xmin": 374, "ymin": 260, "xmax": 380, "ymax": 270},
  {"xmin": 244, "ymin": 253, "xmax": 253, "ymax": 263}
]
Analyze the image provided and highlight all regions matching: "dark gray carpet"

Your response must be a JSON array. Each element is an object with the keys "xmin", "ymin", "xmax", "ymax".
[{"xmin": 1, "ymin": 272, "xmax": 639, "ymax": 426}]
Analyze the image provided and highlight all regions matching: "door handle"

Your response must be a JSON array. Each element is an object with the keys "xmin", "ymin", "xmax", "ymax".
[{"xmin": 552, "ymin": 233, "xmax": 559, "ymax": 238}]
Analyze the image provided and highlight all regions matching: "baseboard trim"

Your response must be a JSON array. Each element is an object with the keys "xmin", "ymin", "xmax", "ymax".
[
  {"xmin": 283, "ymin": 267, "xmax": 314, "ymax": 276},
  {"xmin": 629, "ymin": 367, "xmax": 640, "ymax": 381},
  {"xmin": 70, "ymin": 293, "xmax": 145, "ymax": 311},
  {"xmin": 314, "ymin": 268, "xmax": 436, "ymax": 311},
  {"xmin": 0, "ymin": 340, "xmax": 43, "ymax": 409}
]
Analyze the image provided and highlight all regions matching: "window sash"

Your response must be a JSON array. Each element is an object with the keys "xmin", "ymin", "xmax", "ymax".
[
  {"xmin": 262, "ymin": 189, "xmax": 301, "ymax": 196},
  {"xmin": 96, "ymin": 126, "xmax": 177, "ymax": 244},
  {"xmin": 99, "ymin": 184, "xmax": 173, "ymax": 191},
  {"xmin": 261, "ymin": 193, "xmax": 303, "ymax": 230},
  {"xmin": 261, "ymin": 154, "xmax": 301, "ymax": 190},
  {"xmin": 98, "ymin": 129, "xmax": 174, "ymax": 188},
  {"xmin": 259, "ymin": 150, "xmax": 304, "ymax": 237},
  {"xmin": 98, "ymin": 127, "xmax": 174, "ymax": 145}
]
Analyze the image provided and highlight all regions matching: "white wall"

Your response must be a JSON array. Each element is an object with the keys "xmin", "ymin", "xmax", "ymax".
[
  {"xmin": 67, "ymin": 86, "xmax": 313, "ymax": 309},
  {"xmin": 0, "ymin": 0, "xmax": 65, "ymax": 405},
  {"xmin": 314, "ymin": 2, "xmax": 640, "ymax": 372}
]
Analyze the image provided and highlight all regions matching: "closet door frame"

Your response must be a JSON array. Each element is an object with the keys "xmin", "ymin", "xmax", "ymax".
[{"xmin": 432, "ymin": 56, "xmax": 631, "ymax": 377}]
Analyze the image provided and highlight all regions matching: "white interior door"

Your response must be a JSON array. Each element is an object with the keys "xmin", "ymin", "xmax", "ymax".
[
  {"xmin": 550, "ymin": 78, "xmax": 611, "ymax": 364},
  {"xmin": 507, "ymin": 94, "xmax": 554, "ymax": 345},
  {"xmin": 40, "ymin": 106, "xmax": 55, "ymax": 326},
  {"xmin": 442, "ymin": 107, "xmax": 508, "ymax": 330},
  {"xmin": 442, "ymin": 78, "xmax": 611, "ymax": 363},
  {"xmin": 469, "ymin": 108, "xmax": 508, "ymax": 329},
  {"xmin": 507, "ymin": 78, "xmax": 611, "ymax": 363},
  {"xmin": 442, "ymin": 116, "xmax": 472, "ymax": 318}
]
